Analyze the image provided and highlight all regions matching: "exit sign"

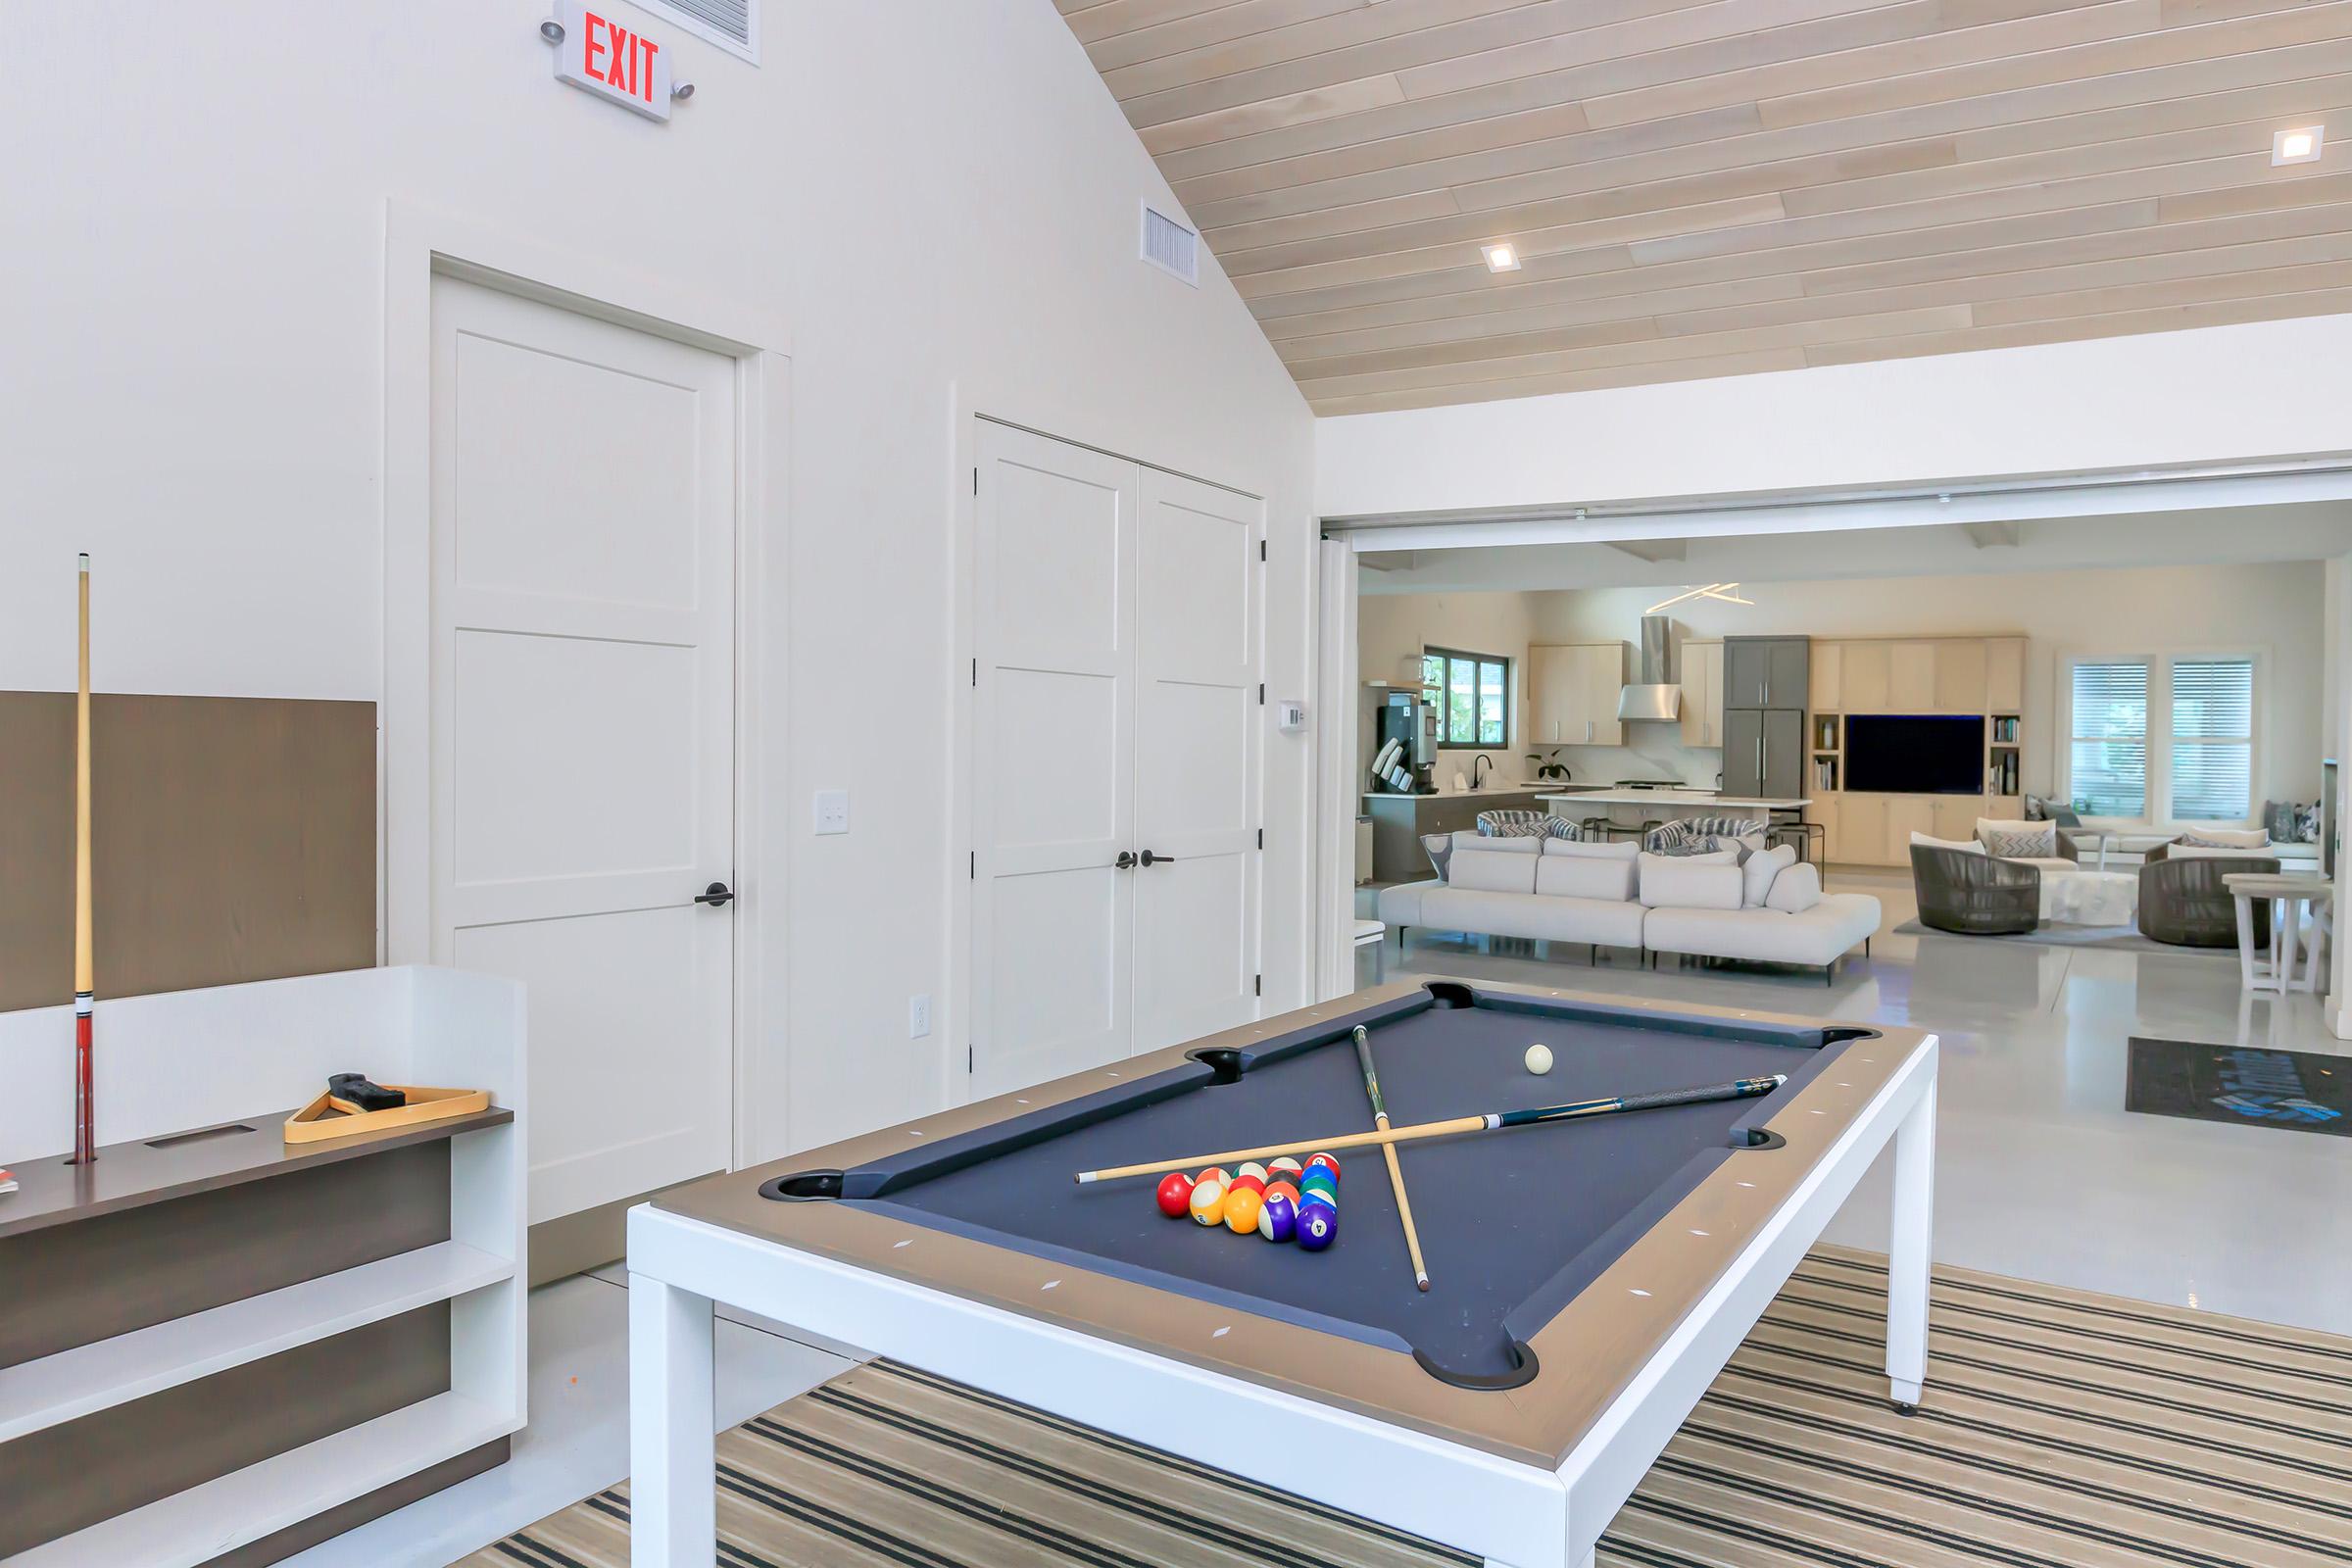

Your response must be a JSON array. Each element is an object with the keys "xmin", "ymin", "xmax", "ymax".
[{"xmin": 552, "ymin": 1, "xmax": 673, "ymax": 122}]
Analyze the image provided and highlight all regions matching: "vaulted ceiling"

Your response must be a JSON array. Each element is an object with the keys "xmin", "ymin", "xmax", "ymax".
[{"xmin": 1058, "ymin": 0, "xmax": 2352, "ymax": 415}]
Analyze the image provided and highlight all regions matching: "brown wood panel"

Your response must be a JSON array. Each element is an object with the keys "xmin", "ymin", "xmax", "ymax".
[
  {"xmin": 1057, "ymin": 0, "xmax": 2352, "ymax": 409},
  {"xmin": 0, "ymin": 692, "xmax": 375, "ymax": 1012},
  {"xmin": 0, "ymin": 1307, "xmax": 450, "ymax": 1557}
]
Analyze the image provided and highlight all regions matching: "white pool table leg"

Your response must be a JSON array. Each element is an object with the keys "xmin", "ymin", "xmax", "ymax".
[
  {"xmin": 630, "ymin": 1270, "xmax": 717, "ymax": 1567},
  {"xmin": 1885, "ymin": 1077, "xmax": 1936, "ymax": 1412}
]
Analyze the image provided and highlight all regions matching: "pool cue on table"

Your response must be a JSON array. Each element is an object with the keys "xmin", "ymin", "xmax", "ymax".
[
  {"xmin": 71, "ymin": 553, "xmax": 97, "ymax": 1166},
  {"xmin": 1352, "ymin": 1025, "xmax": 1429, "ymax": 1291},
  {"xmin": 1074, "ymin": 1074, "xmax": 1787, "ymax": 1185}
]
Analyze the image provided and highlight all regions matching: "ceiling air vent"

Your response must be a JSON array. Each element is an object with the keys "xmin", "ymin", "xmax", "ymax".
[
  {"xmin": 1141, "ymin": 201, "xmax": 1200, "ymax": 287},
  {"xmin": 642, "ymin": 0, "xmax": 757, "ymax": 62}
]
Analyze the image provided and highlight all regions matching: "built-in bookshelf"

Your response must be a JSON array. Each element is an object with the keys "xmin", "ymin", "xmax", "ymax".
[
  {"xmin": 1812, "ymin": 713, "xmax": 1840, "ymax": 793},
  {"xmin": 1988, "ymin": 712, "xmax": 2021, "ymax": 799}
]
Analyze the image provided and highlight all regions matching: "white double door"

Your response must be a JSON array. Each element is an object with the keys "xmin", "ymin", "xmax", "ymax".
[
  {"xmin": 972, "ymin": 421, "xmax": 1263, "ymax": 1098},
  {"xmin": 426, "ymin": 276, "xmax": 737, "ymax": 1225}
]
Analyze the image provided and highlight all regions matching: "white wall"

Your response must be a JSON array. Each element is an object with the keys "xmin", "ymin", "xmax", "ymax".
[
  {"xmin": 1317, "ymin": 315, "xmax": 2352, "ymax": 520},
  {"xmin": 1356, "ymin": 591, "xmax": 1542, "ymax": 785},
  {"xmin": 0, "ymin": 2, "xmax": 1316, "ymax": 1156},
  {"xmin": 1359, "ymin": 563, "xmax": 2328, "ymax": 815}
]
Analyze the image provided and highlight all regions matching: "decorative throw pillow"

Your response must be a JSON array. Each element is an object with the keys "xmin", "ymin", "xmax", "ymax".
[
  {"xmin": 2296, "ymin": 803, "xmax": 2324, "ymax": 844},
  {"xmin": 1908, "ymin": 831, "xmax": 1984, "ymax": 855},
  {"xmin": 1765, "ymin": 861, "xmax": 1824, "ymax": 913},
  {"xmin": 2262, "ymin": 801, "xmax": 2298, "ymax": 842},
  {"xmin": 1476, "ymin": 808, "xmax": 1555, "ymax": 838},
  {"xmin": 1976, "ymin": 819, "xmax": 2056, "ymax": 858},
  {"xmin": 1544, "ymin": 816, "xmax": 1585, "ymax": 841},
  {"xmin": 2023, "ymin": 794, "xmax": 2051, "ymax": 821}
]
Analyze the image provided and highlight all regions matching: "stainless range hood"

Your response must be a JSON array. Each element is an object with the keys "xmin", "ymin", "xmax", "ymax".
[{"xmin": 1617, "ymin": 614, "xmax": 1682, "ymax": 721}]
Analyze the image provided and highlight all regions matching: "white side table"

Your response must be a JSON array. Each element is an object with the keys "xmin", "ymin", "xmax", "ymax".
[
  {"xmin": 2224, "ymin": 873, "xmax": 2332, "ymax": 994},
  {"xmin": 1353, "ymin": 917, "xmax": 1387, "ymax": 987}
]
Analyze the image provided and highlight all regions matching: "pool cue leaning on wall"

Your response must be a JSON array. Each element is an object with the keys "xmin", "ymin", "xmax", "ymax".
[
  {"xmin": 1076, "ymin": 1074, "xmax": 1788, "ymax": 1185},
  {"xmin": 72, "ymin": 553, "xmax": 98, "ymax": 1165},
  {"xmin": 1352, "ymin": 1025, "xmax": 1429, "ymax": 1291}
]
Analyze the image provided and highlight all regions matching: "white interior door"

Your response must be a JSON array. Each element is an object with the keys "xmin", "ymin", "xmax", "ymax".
[
  {"xmin": 428, "ymin": 275, "xmax": 736, "ymax": 1225},
  {"xmin": 1132, "ymin": 468, "xmax": 1263, "ymax": 1052},
  {"xmin": 970, "ymin": 422, "xmax": 1138, "ymax": 1099}
]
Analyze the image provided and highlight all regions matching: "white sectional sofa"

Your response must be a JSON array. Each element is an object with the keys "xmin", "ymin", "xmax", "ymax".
[{"xmin": 1379, "ymin": 832, "xmax": 1882, "ymax": 984}]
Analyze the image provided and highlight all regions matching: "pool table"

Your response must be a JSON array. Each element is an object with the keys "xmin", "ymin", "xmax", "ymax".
[{"xmin": 628, "ymin": 978, "xmax": 1938, "ymax": 1568}]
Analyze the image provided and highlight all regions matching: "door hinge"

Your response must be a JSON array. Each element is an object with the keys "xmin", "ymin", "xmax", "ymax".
[
  {"xmin": 1259, "ymin": 539, "xmax": 1267, "ymax": 562},
  {"xmin": 1258, "ymin": 683, "xmax": 1266, "ymax": 704},
  {"xmin": 967, "ymin": 1044, "xmax": 974, "ymax": 1073},
  {"xmin": 1256, "ymin": 827, "xmax": 1263, "ymax": 850},
  {"xmin": 971, "ymin": 658, "xmax": 977, "ymax": 687},
  {"xmin": 969, "ymin": 851, "xmax": 975, "ymax": 879},
  {"xmin": 972, "ymin": 467, "xmax": 979, "ymax": 496},
  {"xmin": 1253, "ymin": 974, "xmax": 1261, "ymax": 997}
]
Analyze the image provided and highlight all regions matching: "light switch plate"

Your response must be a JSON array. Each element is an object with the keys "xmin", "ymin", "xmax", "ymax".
[
  {"xmin": 908, "ymin": 994, "xmax": 931, "ymax": 1038},
  {"xmin": 814, "ymin": 789, "xmax": 850, "ymax": 835}
]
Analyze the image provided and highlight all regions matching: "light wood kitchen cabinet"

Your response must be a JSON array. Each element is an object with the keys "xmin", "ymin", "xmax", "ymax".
[
  {"xmin": 1841, "ymin": 643, "xmax": 1890, "ymax": 711},
  {"xmin": 1837, "ymin": 795, "xmax": 1886, "ymax": 864},
  {"xmin": 1933, "ymin": 640, "xmax": 1986, "ymax": 711},
  {"xmin": 1888, "ymin": 642, "xmax": 1936, "ymax": 710},
  {"xmin": 1985, "ymin": 637, "xmax": 2024, "ymax": 710},
  {"xmin": 1810, "ymin": 795, "xmax": 1839, "ymax": 860},
  {"xmin": 1931, "ymin": 796, "xmax": 1983, "ymax": 841},
  {"xmin": 1679, "ymin": 640, "xmax": 1723, "ymax": 747},
  {"xmin": 1809, "ymin": 644, "xmax": 1839, "ymax": 711},
  {"xmin": 1528, "ymin": 642, "xmax": 1625, "ymax": 747},
  {"xmin": 1886, "ymin": 797, "xmax": 1935, "ymax": 856}
]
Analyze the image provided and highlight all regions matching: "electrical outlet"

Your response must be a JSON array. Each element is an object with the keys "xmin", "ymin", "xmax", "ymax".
[
  {"xmin": 814, "ymin": 789, "xmax": 850, "ymax": 835},
  {"xmin": 908, "ymin": 994, "xmax": 931, "ymax": 1038}
]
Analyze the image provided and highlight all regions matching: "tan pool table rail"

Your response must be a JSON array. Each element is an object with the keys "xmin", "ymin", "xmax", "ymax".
[{"xmin": 656, "ymin": 977, "xmax": 1933, "ymax": 1468}]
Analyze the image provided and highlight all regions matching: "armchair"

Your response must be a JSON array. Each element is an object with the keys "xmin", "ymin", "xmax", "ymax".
[
  {"xmin": 2139, "ymin": 844, "xmax": 2278, "ymax": 948},
  {"xmin": 1911, "ymin": 844, "xmax": 2040, "ymax": 936}
]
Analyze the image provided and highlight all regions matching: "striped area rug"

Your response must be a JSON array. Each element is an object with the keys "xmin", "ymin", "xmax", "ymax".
[{"xmin": 464, "ymin": 1248, "xmax": 2352, "ymax": 1568}]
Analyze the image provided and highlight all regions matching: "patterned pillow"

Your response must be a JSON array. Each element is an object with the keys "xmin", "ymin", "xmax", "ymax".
[
  {"xmin": 1981, "ymin": 826, "xmax": 2056, "ymax": 858},
  {"xmin": 1476, "ymin": 809, "xmax": 1555, "ymax": 839},
  {"xmin": 2265, "ymin": 801, "xmax": 2325, "ymax": 845},
  {"xmin": 1654, "ymin": 834, "xmax": 1758, "ymax": 863},
  {"xmin": 2297, "ymin": 804, "xmax": 2324, "ymax": 844},
  {"xmin": 1643, "ymin": 816, "xmax": 1763, "ymax": 853}
]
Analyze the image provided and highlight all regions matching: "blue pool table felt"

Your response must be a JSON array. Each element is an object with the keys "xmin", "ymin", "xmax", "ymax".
[{"xmin": 801, "ymin": 991, "xmax": 1857, "ymax": 1385}]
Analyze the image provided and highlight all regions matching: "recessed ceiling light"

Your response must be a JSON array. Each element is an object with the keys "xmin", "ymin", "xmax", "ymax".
[
  {"xmin": 2274, "ymin": 124, "xmax": 2324, "ymax": 166},
  {"xmin": 1482, "ymin": 242, "xmax": 1521, "ymax": 273}
]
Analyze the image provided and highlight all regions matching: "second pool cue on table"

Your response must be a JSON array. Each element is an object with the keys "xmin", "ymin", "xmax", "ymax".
[
  {"xmin": 1075, "ymin": 1073, "xmax": 1788, "ymax": 1186},
  {"xmin": 1352, "ymin": 1025, "xmax": 1428, "ymax": 1291}
]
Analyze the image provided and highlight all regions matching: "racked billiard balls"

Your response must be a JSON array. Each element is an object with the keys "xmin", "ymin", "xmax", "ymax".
[
  {"xmin": 1154, "ymin": 1171, "xmax": 1196, "ymax": 1218},
  {"xmin": 1255, "ymin": 1193, "xmax": 1298, "ymax": 1243},
  {"xmin": 1297, "ymin": 1203, "xmax": 1338, "ymax": 1251}
]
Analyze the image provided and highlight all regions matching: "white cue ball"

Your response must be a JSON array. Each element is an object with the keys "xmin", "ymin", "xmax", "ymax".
[{"xmin": 1524, "ymin": 1043, "xmax": 1554, "ymax": 1076}]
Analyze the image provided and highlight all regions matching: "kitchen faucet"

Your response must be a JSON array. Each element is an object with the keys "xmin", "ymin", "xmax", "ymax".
[{"xmin": 1471, "ymin": 754, "xmax": 1494, "ymax": 788}]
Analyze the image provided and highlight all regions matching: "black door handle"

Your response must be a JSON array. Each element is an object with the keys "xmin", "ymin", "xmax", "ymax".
[
  {"xmin": 1114, "ymin": 851, "xmax": 1137, "ymax": 869},
  {"xmin": 1139, "ymin": 850, "xmax": 1175, "ymax": 866},
  {"xmin": 695, "ymin": 882, "xmax": 735, "ymax": 907}
]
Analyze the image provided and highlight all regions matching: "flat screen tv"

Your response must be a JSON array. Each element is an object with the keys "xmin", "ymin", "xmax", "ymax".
[{"xmin": 1845, "ymin": 714, "xmax": 1984, "ymax": 795}]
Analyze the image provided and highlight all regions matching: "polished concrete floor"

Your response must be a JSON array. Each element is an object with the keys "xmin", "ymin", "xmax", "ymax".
[
  {"xmin": 305, "ymin": 867, "xmax": 2349, "ymax": 1566},
  {"xmin": 1365, "ymin": 866, "xmax": 2352, "ymax": 1339}
]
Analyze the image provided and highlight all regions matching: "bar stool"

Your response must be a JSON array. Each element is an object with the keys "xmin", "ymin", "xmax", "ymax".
[{"xmin": 1771, "ymin": 819, "xmax": 1826, "ymax": 865}]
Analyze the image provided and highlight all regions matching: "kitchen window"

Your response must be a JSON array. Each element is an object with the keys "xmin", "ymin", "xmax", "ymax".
[
  {"xmin": 2060, "ymin": 653, "xmax": 2259, "ymax": 823},
  {"xmin": 1422, "ymin": 648, "xmax": 1508, "ymax": 749}
]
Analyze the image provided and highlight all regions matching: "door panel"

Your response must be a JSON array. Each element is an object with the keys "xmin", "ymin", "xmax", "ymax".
[
  {"xmin": 1724, "ymin": 640, "xmax": 1766, "ymax": 709},
  {"xmin": 1765, "ymin": 640, "xmax": 1808, "ymax": 710},
  {"xmin": 1889, "ymin": 643, "xmax": 1936, "ymax": 710},
  {"xmin": 429, "ymin": 276, "xmax": 735, "ymax": 1224},
  {"xmin": 1763, "ymin": 710, "xmax": 1805, "ymax": 800},
  {"xmin": 1133, "ymin": 467, "xmax": 1261, "ymax": 1053},
  {"xmin": 972, "ymin": 424, "xmax": 1138, "ymax": 1098},
  {"xmin": 1843, "ymin": 644, "xmax": 1891, "ymax": 711},
  {"xmin": 1934, "ymin": 640, "xmax": 1986, "ymax": 711},
  {"xmin": 1723, "ymin": 709, "xmax": 1762, "ymax": 796}
]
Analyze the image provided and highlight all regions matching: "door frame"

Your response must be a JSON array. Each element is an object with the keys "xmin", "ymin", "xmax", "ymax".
[
  {"xmin": 380, "ymin": 200, "xmax": 792, "ymax": 1169},
  {"xmin": 945, "ymin": 397, "xmax": 1269, "ymax": 1108}
]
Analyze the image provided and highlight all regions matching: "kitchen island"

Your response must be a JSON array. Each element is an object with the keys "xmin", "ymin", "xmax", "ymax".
[
  {"xmin": 1362, "ymin": 784, "xmax": 1560, "ymax": 881},
  {"xmin": 1539, "ymin": 789, "xmax": 1810, "ymax": 838}
]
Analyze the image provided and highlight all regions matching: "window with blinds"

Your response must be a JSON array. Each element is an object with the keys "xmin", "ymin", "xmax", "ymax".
[
  {"xmin": 1421, "ymin": 647, "xmax": 1509, "ymax": 748},
  {"xmin": 2069, "ymin": 661, "xmax": 2147, "ymax": 816},
  {"xmin": 2172, "ymin": 659, "xmax": 2254, "ymax": 820}
]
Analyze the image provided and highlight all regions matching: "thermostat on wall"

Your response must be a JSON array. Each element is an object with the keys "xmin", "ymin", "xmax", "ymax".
[{"xmin": 1276, "ymin": 698, "xmax": 1308, "ymax": 732}]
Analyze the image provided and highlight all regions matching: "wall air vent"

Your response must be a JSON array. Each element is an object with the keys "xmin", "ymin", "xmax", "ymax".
[
  {"xmin": 643, "ymin": 0, "xmax": 757, "ymax": 62},
  {"xmin": 1141, "ymin": 201, "xmax": 1200, "ymax": 287}
]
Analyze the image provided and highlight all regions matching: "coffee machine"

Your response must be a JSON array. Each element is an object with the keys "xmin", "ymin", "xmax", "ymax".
[{"xmin": 1373, "ymin": 692, "xmax": 1439, "ymax": 794}]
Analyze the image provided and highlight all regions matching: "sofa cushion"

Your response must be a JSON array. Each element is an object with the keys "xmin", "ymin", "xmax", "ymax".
[
  {"xmin": 1542, "ymin": 837, "xmax": 1640, "ymax": 862},
  {"xmin": 1977, "ymin": 819, "xmax": 2057, "ymax": 858},
  {"xmin": 1910, "ymin": 831, "xmax": 1984, "ymax": 855},
  {"xmin": 2169, "ymin": 844, "xmax": 2280, "ymax": 860},
  {"xmin": 1644, "ymin": 893, "xmax": 1879, "ymax": 964},
  {"xmin": 1538, "ymin": 854, "xmax": 1636, "ymax": 903},
  {"xmin": 1639, "ymin": 855, "xmax": 1744, "ymax": 909},
  {"xmin": 1449, "ymin": 848, "xmax": 1540, "ymax": 894},
  {"xmin": 1419, "ymin": 886, "xmax": 1646, "ymax": 947},
  {"xmin": 2178, "ymin": 827, "xmax": 2270, "ymax": 849},
  {"xmin": 1452, "ymin": 829, "xmax": 1539, "ymax": 855},
  {"xmin": 1375, "ymin": 880, "xmax": 1436, "ymax": 928},
  {"xmin": 1765, "ymin": 860, "xmax": 1823, "ymax": 913},
  {"xmin": 1741, "ymin": 844, "xmax": 1796, "ymax": 907}
]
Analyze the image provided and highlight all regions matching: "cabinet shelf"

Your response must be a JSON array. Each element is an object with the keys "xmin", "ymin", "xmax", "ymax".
[
  {"xmin": 0, "ymin": 1241, "xmax": 513, "ymax": 1443},
  {"xmin": 10, "ymin": 1391, "xmax": 510, "ymax": 1568}
]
